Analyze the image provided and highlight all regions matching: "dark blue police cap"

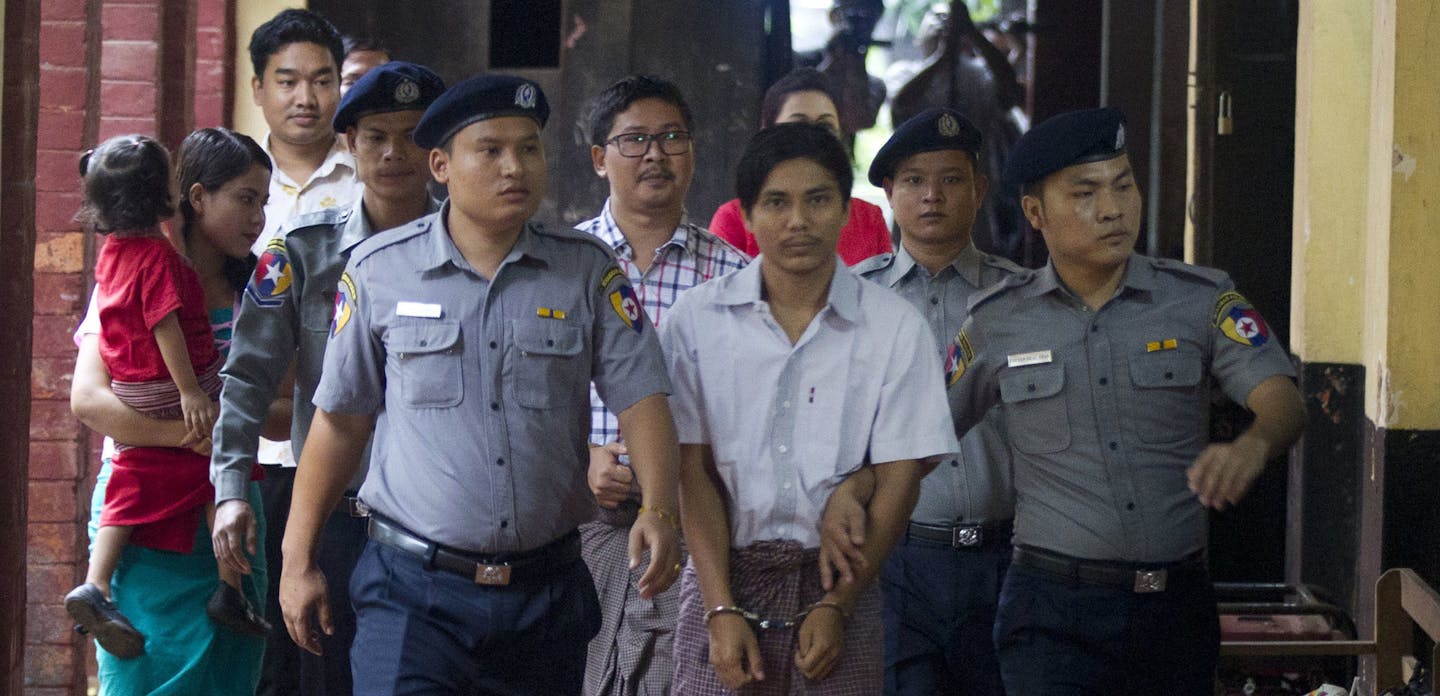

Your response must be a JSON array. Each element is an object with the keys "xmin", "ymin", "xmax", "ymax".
[
  {"xmin": 1003, "ymin": 107, "xmax": 1127, "ymax": 189},
  {"xmin": 867, "ymin": 108, "xmax": 983, "ymax": 186},
  {"xmin": 412, "ymin": 74, "xmax": 550, "ymax": 149},
  {"xmin": 332, "ymin": 62, "xmax": 446, "ymax": 133}
]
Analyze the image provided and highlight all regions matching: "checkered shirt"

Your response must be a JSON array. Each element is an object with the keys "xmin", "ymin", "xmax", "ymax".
[{"xmin": 577, "ymin": 199, "xmax": 750, "ymax": 444}]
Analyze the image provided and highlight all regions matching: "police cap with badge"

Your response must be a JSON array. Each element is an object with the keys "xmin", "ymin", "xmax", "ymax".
[
  {"xmin": 1003, "ymin": 107, "xmax": 1127, "ymax": 190},
  {"xmin": 413, "ymin": 74, "xmax": 550, "ymax": 149},
  {"xmin": 332, "ymin": 61, "xmax": 447, "ymax": 132},
  {"xmin": 867, "ymin": 107, "xmax": 984, "ymax": 186}
]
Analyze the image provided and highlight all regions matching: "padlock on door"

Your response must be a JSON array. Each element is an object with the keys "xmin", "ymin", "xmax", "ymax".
[{"xmin": 1217, "ymin": 91, "xmax": 1234, "ymax": 135}]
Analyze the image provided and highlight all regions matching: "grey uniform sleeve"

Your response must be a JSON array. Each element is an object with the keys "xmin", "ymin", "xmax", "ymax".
[
  {"xmin": 590, "ymin": 261, "xmax": 672, "ymax": 416},
  {"xmin": 1208, "ymin": 281, "xmax": 1297, "ymax": 405},
  {"xmin": 659, "ymin": 292, "xmax": 708, "ymax": 445},
  {"xmin": 312, "ymin": 261, "xmax": 386, "ymax": 415},
  {"xmin": 946, "ymin": 314, "xmax": 1003, "ymax": 439},
  {"xmin": 211, "ymin": 237, "xmax": 303, "ymax": 502}
]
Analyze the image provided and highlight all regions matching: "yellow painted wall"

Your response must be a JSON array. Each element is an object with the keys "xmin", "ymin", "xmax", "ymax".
[
  {"xmin": 1290, "ymin": 1, "xmax": 1371, "ymax": 365},
  {"xmin": 1371, "ymin": 0, "xmax": 1440, "ymax": 430},
  {"xmin": 232, "ymin": 0, "xmax": 299, "ymax": 142}
]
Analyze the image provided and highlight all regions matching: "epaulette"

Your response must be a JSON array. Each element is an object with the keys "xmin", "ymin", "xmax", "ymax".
[
  {"xmin": 981, "ymin": 253, "xmax": 1025, "ymax": 276},
  {"xmin": 278, "ymin": 206, "xmax": 346, "ymax": 238},
  {"xmin": 1149, "ymin": 256, "xmax": 1229, "ymax": 288},
  {"xmin": 348, "ymin": 214, "xmax": 435, "ymax": 265},
  {"xmin": 534, "ymin": 221, "xmax": 622, "ymax": 260},
  {"xmin": 966, "ymin": 268, "xmax": 1035, "ymax": 313},
  {"xmin": 850, "ymin": 252, "xmax": 895, "ymax": 277}
]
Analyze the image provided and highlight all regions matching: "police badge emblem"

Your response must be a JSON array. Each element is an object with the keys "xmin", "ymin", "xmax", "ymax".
[
  {"xmin": 937, "ymin": 113, "xmax": 960, "ymax": 138},
  {"xmin": 1115, "ymin": 123, "xmax": 1126, "ymax": 150},
  {"xmin": 514, "ymin": 83, "xmax": 537, "ymax": 109},
  {"xmin": 394, "ymin": 79, "xmax": 420, "ymax": 104}
]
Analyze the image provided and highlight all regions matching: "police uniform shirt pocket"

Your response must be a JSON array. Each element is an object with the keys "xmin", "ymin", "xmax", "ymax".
[
  {"xmin": 998, "ymin": 363, "xmax": 1070, "ymax": 454},
  {"xmin": 511, "ymin": 319, "xmax": 585, "ymax": 410},
  {"xmin": 1127, "ymin": 349, "xmax": 1205, "ymax": 444},
  {"xmin": 386, "ymin": 321, "xmax": 463, "ymax": 408}
]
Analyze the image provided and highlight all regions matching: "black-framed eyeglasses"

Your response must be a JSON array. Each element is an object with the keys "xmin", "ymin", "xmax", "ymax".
[{"xmin": 606, "ymin": 131, "xmax": 693, "ymax": 157}]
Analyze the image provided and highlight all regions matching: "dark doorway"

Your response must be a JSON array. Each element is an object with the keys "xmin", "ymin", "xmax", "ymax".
[{"xmin": 1192, "ymin": 0, "xmax": 1298, "ymax": 585}]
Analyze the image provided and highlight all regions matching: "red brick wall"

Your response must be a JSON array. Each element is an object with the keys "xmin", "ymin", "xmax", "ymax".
[
  {"xmin": 26, "ymin": 1, "xmax": 233, "ymax": 693},
  {"xmin": 28, "ymin": 0, "xmax": 99, "ymax": 689}
]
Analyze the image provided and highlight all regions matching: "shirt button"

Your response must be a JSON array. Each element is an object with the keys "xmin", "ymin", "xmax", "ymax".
[
  {"xmin": 1099, "ymin": 377, "xmax": 1108, "ymax": 386},
  {"xmin": 929, "ymin": 297, "xmax": 939, "ymax": 305},
  {"xmin": 1108, "ymin": 441, "xmax": 1118, "ymax": 450},
  {"xmin": 490, "ymin": 402, "xmax": 500, "ymax": 411},
  {"xmin": 1126, "ymin": 502, "xmax": 1136, "ymax": 511},
  {"xmin": 778, "ymin": 445, "xmax": 789, "ymax": 453},
  {"xmin": 1165, "ymin": 371, "xmax": 1174, "ymax": 380},
  {"xmin": 419, "ymin": 339, "xmax": 428, "ymax": 347},
  {"xmin": 496, "ymin": 458, "xmax": 505, "ymax": 466},
  {"xmin": 489, "ymin": 341, "xmax": 498, "ymax": 349},
  {"xmin": 1026, "ymin": 384, "xmax": 1036, "ymax": 392},
  {"xmin": 500, "ymin": 520, "xmax": 508, "ymax": 528},
  {"xmin": 782, "ymin": 482, "xmax": 791, "ymax": 490},
  {"xmin": 546, "ymin": 339, "xmax": 555, "ymax": 347},
  {"xmin": 1091, "ymin": 324, "xmax": 1099, "ymax": 332},
  {"xmin": 951, "ymin": 460, "xmax": 960, "ymax": 467}
]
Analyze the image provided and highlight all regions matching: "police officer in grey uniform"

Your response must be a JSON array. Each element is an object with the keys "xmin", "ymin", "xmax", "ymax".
[
  {"xmin": 848, "ymin": 107, "xmax": 1017, "ymax": 695},
  {"xmin": 945, "ymin": 107, "xmax": 1305, "ymax": 694},
  {"xmin": 211, "ymin": 60, "xmax": 446, "ymax": 694},
  {"xmin": 277, "ymin": 75, "xmax": 683, "ymax": 695}
]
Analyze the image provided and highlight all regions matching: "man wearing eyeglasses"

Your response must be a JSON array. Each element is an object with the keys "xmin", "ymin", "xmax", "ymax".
[{"xmin": 575, "ymin": 75, "xmax": 750, "ymax": 696}]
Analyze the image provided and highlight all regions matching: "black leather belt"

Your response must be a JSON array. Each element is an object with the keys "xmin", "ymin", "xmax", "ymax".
[
  {"xmin": 366, "ymin": 515, "xmax": 580, "ymax": 587},
  {"xmin": 906, "ymin": 519, "xmax": 1013, "ymax": 550},
  {"xmin": 1011, "ymin": 545, "xmax": 1205, "ymax": 594}
]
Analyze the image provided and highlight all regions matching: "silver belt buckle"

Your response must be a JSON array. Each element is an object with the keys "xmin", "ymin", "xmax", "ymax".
[
  {"xmin": 1133, "ymin": 568, "xmax": 1167, "ymax": 593},
  {"xmin": 952, "ymin": 525, "xmax": 983, "ymax": 548},
  {"xmin": 347, "ymin": 498, "xmax": 371, "ymax": 518},
  {"xmin": 474, "ymin": 563, "xmax": 512, "ymax": 586}
]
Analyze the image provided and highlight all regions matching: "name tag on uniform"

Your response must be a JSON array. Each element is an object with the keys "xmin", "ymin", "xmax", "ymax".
[
  {"xmin": 396, "ymin": 301, "xmax": 442, "ymax": 318},
  {"xmin": 1006, "ymin": 350, "xmax": 1053, "ymax": 368}
]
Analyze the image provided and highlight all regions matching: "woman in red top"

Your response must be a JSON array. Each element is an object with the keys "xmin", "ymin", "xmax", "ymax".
[{"xmin": 709, "ymin": 68, "xmax": 892, "ymax": 265}]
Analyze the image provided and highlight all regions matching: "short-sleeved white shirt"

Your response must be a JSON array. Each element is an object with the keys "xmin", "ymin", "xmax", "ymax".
[
  {"xmin": 661, "ymin": 259, "xmax": 959, "ymax": 548},
  {"xmin": 254, "ymin": 134, "xmax": 361, "ymax": 254}
]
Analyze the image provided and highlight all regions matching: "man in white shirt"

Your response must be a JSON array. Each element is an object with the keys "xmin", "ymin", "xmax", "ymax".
[
  {"xmin": 663, "ymin": 122, "xmax": 958, "ymax": 695},
  {"xmin": 248, "ymin": 9, "xmax": 361, "ymax": 251},
  {"xmin": 241, "ymin": 9, "xmax": 361, "ymax": 695}
]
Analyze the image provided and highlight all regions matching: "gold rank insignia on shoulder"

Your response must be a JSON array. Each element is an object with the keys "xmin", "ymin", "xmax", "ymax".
[
  {"xmin": 1145, "ymin": 338, "xmax": 1178, "ymax": 352},
  {"xmin": 536, "ymin": 307, "xmax": 567, "ymax": 320}
]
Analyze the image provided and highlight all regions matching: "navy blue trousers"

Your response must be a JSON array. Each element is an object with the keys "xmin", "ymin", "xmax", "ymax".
[
  {"xmin": 255, "ymin": 466, "xmax": 367, "ymax": 696},
  {"xmin": 994, "ymin": 561, "xmax": 1218, "ymax": 696},
  {"xmin": 349, "ymin": 540, "xmax": 600, "ymax": 695},
  {"xmin": 881, "ymin": 538, "xmax": 1009, "ymax": 696}
]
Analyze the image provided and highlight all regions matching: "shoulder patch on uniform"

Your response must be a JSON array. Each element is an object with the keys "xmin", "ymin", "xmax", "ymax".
[
  {"xmin": 246, "ymin": 238, "xmax": 293, "ymax": 307},
  {"xmin": 1213, "ymin": 290, "xmax": 1270, "ymax": 347},
  {"xmin": 331, "ymin": 271, "xmax": 356, "ymax": 337},
  {"xmin": 944, "ymin": 327, "xmax": 976, "ymax": 386},
  {"xmin": 599, "ymin": 265, "xmax": 626, "ymax": 292},
  {"xmin": 609, "ymin": 283, "xmax": 644, "ymax": 334}
]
